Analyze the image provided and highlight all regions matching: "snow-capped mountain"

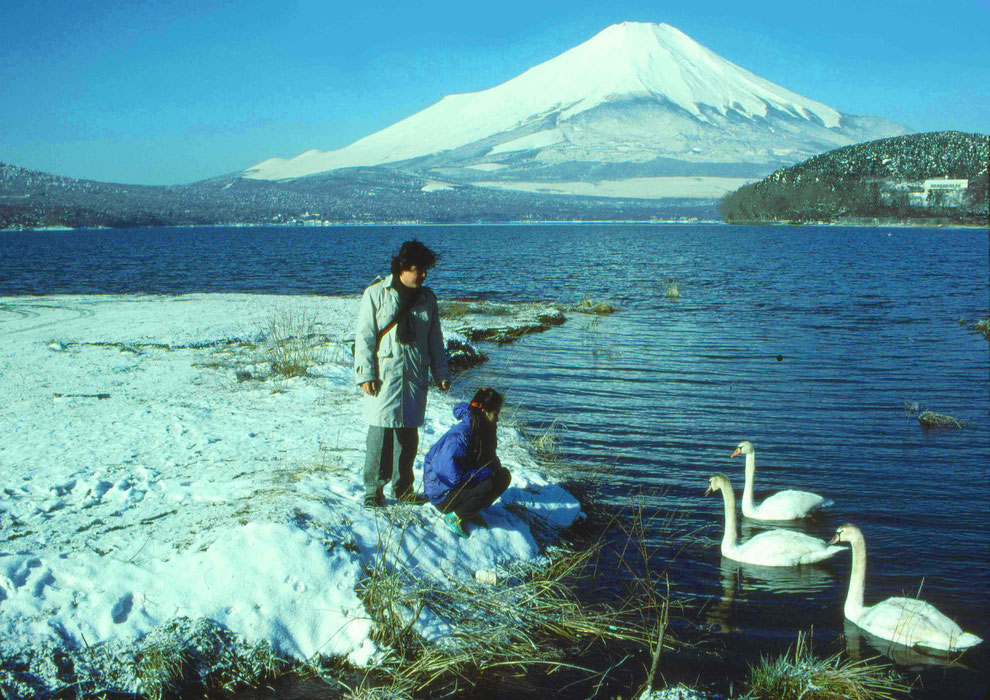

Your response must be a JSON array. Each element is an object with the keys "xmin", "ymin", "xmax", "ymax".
[{"xmin": 244, "ymin": 22, "xmax": 911, "ymax": 196}]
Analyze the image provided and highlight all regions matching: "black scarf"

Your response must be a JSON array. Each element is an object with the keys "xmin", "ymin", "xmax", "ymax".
[{"xmin": 391, "ymin": 276, "xmax": 423, "ymax": 345}]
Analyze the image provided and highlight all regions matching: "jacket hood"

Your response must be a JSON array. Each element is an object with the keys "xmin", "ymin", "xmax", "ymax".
[{"xmin": 452, "ymin": 402, "xmax": 471, "ymax": 422}]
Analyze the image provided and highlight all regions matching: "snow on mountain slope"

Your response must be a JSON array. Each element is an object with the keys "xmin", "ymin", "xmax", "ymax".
[{"xmin": 245, "ymin": 22, "xmax": 910, "ymax": 183}]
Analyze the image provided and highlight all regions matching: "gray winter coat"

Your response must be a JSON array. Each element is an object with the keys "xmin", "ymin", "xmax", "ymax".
[{"xmin": 354, "ymin": 275, "xmax": 451, "ymax": 428}]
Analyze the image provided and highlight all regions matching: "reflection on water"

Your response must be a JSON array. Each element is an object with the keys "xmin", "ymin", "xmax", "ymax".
[
  {"xmin": 842, "ymin": 618, "xmax": 974, "ymax": 670},
  {"xmin": 721, "ymin": 556, "xmax": 838, "ymax": 596},
  {"xmin": 705, "ymin": 557, "xmax": 837, "ymax": 635}
]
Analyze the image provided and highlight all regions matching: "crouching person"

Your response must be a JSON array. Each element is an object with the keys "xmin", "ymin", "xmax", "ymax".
[{"xmin": 424, "ymin": 388, "xmax": 511, "ymax": 538}]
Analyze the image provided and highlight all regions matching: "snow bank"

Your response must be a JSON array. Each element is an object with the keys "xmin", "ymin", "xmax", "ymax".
[{"xmin": 0, "ymin": 294, "xmax": 582, "ymax": 680}]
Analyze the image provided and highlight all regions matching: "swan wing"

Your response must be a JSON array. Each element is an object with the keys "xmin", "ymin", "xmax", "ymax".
[
  {"xmin": 856, "ymin": 597, "xmax": 983, "ymax": 651},
  {"xmin": 748, "ymin": 490, "xmax": 832, "ymax": 520},
  {"xmin": 728, "ymin": 529, "xmax": 842, "ymax": 567}
]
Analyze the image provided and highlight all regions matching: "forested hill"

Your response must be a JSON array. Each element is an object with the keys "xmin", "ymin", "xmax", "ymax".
[{"xmin": 720, "ymin": 131, "xmax": 989, "ymax": 224}]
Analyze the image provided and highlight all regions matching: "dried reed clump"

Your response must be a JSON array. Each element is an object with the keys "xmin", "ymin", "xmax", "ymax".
[
  {"xmin": 974, "ymin": 318, "xmax": 990, "ymax": 340},
  {"xmin": 742, "ymin": 631, "xmax": 908, "ymax": 700},
  {"xmin": 529, "ymin": 419, "xmax": 564, "ymax": 463},
  {"xmin": 917, "ymin": 410, "xmax": 973, "ymax": 430},
  {"xmin": 263, "ymin": 306, "xmax": 326, "ymax": 380}
]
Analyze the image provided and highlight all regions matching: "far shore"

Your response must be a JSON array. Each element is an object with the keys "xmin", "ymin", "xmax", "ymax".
[{"xmin": 4, "ymin": 217, "xmax": 988, "ymax": 234}]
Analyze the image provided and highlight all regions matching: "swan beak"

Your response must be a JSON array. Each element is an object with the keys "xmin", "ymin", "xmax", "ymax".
[
  {"xmin": 827, "ymin": 534, "xmax": 840, "ymax": 546},
  {"xmin": 704, "ymin": 485, "xmax": 713, "ymax": 496},
  {"xmin": 730, "ymin": 448, "xmax": 741, "ymax": 458}
]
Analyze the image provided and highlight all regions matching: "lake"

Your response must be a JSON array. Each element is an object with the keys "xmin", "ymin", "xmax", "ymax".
[{"xmin": 2, "ymin": 223, "xmax": 988, "ymax": 696}]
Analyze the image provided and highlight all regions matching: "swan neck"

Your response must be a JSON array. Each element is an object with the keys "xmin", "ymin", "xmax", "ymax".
[
  {"xmin": 741, "ymin": 453, "xmax": 756, "ymax": 511},
  {"xmin": 845, "ymin": 534, "xmax": 867, "ymax": 618},
  {"xmin": 720, "ymin": 485, "xmax": 738, "ymax": 550}
]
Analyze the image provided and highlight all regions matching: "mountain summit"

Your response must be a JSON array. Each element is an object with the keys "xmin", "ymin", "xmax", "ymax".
[{"xmin": 245, "ymin": 22, "xmax": 911, "ymax": 197}]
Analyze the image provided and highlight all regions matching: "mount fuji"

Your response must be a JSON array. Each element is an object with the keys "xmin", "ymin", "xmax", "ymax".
[{"xmin": 243, "ymin": 22, "xmax": 911, "ymax": 199}]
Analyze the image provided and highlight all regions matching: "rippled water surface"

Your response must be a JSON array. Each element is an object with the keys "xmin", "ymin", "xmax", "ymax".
[{"xmin": 3, "ymin": 224, "xmax": 988, "ymax": 694}]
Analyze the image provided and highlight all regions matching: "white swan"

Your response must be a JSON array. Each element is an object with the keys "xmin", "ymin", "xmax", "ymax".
[
  {"xmin": 829, "ymin": 524, "xmax": 982, "ymax": 652},
  {"xmin": 731, "ymin": 440, "xmax": 832, "ymax": 520},
  {"xmin": 705, "ymin": 474, "xmax": 843, "ymax": 567}
]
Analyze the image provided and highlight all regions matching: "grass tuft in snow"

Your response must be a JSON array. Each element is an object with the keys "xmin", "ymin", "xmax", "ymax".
[
  {"xmin": 263, "ymin": 305, "xmax": 326, "ymax": 381},
  {"xmin": 742, "ymin": 631, "xmax": 909, "ymax": 700}
]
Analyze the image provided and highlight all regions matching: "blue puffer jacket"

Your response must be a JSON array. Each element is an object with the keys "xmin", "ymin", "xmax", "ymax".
[{"xmin": 423, "ymin": 402, "xmax": 498, "ymax": 505}]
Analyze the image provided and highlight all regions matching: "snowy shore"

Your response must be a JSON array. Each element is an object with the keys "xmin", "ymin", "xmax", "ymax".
[{"xmin": 0, "ymin": 294, "xmax": 583, "ymax": 695}]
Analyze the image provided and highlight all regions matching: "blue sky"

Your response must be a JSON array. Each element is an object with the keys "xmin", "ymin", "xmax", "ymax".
[{"xmin": 2, "ymin": 0, "xmax": 987, "ymax": 185}]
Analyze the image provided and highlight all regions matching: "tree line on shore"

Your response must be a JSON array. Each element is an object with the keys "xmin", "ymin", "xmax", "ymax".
[{"xmin": 720, "ymin": 131, "xmax": 989, "ymax": 225}]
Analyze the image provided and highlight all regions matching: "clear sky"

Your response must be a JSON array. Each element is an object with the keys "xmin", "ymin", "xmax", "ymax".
[{"xmin": 2, "ymin": 0, "xmax": 987, "ymax": 185}]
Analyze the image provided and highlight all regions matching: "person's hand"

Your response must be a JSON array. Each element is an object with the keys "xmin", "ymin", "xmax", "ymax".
[
  {"xmin": 361, "ymin": 380, "xmax": 381, "ymax": 396},
  {"xmin": 438, "ymin": 380, "xmax": 451, "ymax": 392}
]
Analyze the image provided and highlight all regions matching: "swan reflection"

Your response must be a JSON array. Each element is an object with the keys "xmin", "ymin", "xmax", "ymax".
[
  {"xmin": 843, "ymin": 618, "xmax": 974, "ymax": 669},
  {"xmin": 704, "ymin": 557, "xmax": 836, "ymax": 634}
]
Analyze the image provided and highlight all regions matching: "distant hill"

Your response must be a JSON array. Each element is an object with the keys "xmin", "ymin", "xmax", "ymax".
[
  {"xmin": 720, "ymin": 131, "xmax": 989, "ymax": 225},
  {"xmin": 0, "ymin": 163, "xmax": 715, "ymax": 230}
]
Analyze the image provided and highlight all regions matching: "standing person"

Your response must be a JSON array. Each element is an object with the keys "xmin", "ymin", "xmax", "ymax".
[
  {"xmin": 423, "ymin": 387, "xmax": 512, "ymax": 538},
  {"xmin": 354, "ymin": 240, "xmax": 451, "ymax": 508}
]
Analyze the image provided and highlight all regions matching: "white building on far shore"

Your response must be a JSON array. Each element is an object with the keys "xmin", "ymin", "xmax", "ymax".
[{"xmin": 908, "ymin": 177, "xmax": 969, "ymax": 206}]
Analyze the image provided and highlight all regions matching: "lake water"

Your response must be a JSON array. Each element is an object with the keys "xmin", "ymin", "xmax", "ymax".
[{"xmin": 2, "ymin": 224, "xmax": 988, "ymax": 696}]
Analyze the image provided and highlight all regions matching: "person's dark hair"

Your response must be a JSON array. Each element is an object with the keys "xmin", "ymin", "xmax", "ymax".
[
  {"xmin": 390, "ymin": 240, "xmax": 438, "ymax": 277},
  {"xmin": 468, "ymin": 387, "xmax": 503, "ymax": 468}
]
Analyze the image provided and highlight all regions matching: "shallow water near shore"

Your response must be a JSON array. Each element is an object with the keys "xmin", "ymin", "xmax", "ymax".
[{"xmin": 3, "ymin": 223, "xmax": 988, "ymax": 696}]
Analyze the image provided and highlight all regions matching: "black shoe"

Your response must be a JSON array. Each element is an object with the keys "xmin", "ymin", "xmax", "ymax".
[
  {"xmin": 364, "ymin": 489, "xmax": 385, "ymax": 509},
  {"xmin": 396, "ymin": 491, "xmax": 429, "ymax": 506}
]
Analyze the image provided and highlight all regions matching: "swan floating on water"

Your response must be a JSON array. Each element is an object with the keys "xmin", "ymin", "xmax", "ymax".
[
  {"xmin": 731, "ymin": 440, "xmax": 832, "ymax": 520},
  {"xmin": 829, "ymin": 524, "xmax": 982, "ymax": 652},
  {"xmin": 705, "ymin": 473, "xmax": 843, "ymax": 567}
]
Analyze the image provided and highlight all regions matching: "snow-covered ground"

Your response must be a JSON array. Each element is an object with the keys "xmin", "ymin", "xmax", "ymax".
[
  {"xmin": 0, "ymin": 294, "xmax": 582, "ymax": 690},
  {"xmin": 473, "ymin": 176, "xmax": 756, "ymax": 200}
]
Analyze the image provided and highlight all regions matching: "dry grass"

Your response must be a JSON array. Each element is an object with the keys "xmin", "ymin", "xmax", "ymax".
[
  {"xmin": 342, "ymin": 485, "xmax": 682, "ymax": 698},
  {"xmin": 263, "ymin": 306, "xmax": 326, "ymax": 380},
  {"xmin": 529, "ymin": 419, "xmax": 565, "ymax": 463},
  {"xmin": 743, "ymin": 631, "xmax": 909, "ymax": 700}
]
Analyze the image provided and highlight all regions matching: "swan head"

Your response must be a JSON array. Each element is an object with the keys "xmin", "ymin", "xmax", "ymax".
[
  {"xmin": 705, "ymin": 473, "xmax": 732, "ymax": 496},
  {"xmin": 828, "ymin": 523, "xmax": 863, "ymax": 546},
  {"xmin": 730, "ymin": 440, "xmax": 754, "ymax": 459}
]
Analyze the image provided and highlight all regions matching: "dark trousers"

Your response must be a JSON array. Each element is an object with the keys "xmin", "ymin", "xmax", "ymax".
[
  {"xmin": 439, "ymin": 466, "xmax": 512, "ymax": 520},
  {"xmin": 364, "ymin": 426, "xmax": 419, "ymax": 499}
]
